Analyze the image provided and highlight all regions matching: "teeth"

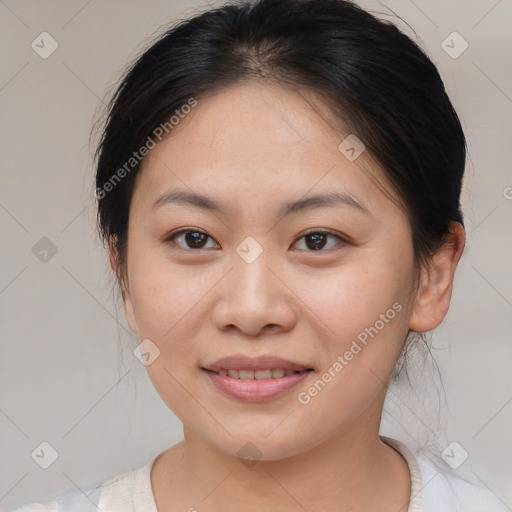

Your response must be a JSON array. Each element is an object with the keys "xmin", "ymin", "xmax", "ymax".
[
  {"xmin": 214, "ymin": 368, "xmax": 304, "ymax": 379},
  {"xmin": 255, "ymin": 369, "xmax": 272, "ymax": 380},
  {"xmin": 239, "ymin": 370, "xmax": 254, "ymax": 380}
]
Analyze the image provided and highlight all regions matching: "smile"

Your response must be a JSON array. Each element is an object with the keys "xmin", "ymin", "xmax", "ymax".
[
  {"xmin": 202, "ymin": 368, "xmax": 313, "ymax": 402},
  {"xmin": 209, "ymin": 368, "xmax": 302, "ymax": 379}
]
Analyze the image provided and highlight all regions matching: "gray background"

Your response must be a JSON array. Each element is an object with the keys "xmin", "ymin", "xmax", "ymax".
[{"xmin": 0, "ymin": 0, "xmax": 511, "ymax": 509}]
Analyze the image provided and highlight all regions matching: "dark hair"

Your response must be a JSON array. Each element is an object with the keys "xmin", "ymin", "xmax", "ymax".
[{"xmin": 93, "ymin": 0, "xmax": 466, "ymax": 373}]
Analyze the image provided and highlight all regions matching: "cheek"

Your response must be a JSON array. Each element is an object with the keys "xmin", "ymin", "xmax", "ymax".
[
  {"xmin": 292, "ymin": 261, "xmax": 411, "ymax": 411},
  {"xmin": 127, "ymin": 250, "xmax": 208, "ymax": 347},
  {"xmin": 294, "ymin": 260, "xmax": 407, "ymax": 346},
  {"xmin": 292, "ymin": 269, "xmax": 407, "ymax": 427},
  {"xmin": 127, "ymin": 256, "xmax": 210, "ymax": 420}
]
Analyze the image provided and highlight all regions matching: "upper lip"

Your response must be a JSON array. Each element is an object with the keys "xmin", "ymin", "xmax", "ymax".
[{"xmin": 203, "ymin": 354, "xmax": 314, "ymax": 372}]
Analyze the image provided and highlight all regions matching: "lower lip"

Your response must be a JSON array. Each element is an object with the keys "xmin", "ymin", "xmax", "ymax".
[{"xmin": 202, "ymin": 369, "xmax": 313, "ymax": 402}]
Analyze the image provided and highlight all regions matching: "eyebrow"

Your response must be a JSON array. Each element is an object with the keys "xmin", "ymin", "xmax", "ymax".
[{"xmin": 151, "ymin": 189, "xmax": 371, "ymax": 217}]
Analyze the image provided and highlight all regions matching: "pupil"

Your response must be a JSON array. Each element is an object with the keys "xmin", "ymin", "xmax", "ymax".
[
  {"xmin": 183, "ymin": 233, "xmax": 328, "ymax": 250},
  {"xmin": 307, "ymin": 233, "xmax": 326, "ymax": 250},
  {"xmin": 186, "ymin": 232, "xmax": 206, "ymax": 248}
]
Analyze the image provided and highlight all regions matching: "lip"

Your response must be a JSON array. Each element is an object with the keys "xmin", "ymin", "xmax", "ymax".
[
  {"xmin": 203, "ymin": 368, "xmax": 313, "ymax": 402},
  {"xmin": 201, "ymin": 354, "xmax": 314, "ymax": 403},
  {"xmin": 204, "ymin": 354, "xmax": 314, "ymax": 372}
]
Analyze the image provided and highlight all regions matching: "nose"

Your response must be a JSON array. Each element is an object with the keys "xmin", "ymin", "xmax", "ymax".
[{"xmin": 210, "ymin": 250, "xmax": 297, "ymax": 338}]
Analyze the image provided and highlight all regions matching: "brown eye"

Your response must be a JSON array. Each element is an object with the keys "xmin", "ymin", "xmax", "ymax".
[
  {"xmin": 293, "ymin": 230, "xmax": 347, "ymax": 252},
  {"xmin": 164, "ymin": 228, "xmax": 348, "ymax": 252},
  {"xmin": 165, "ymin": 229, "xmax": 218, "ymax": 250}
]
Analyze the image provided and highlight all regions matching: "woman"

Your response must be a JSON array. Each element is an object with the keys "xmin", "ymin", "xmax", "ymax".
[{"xmin": 11, "ymin": 0, "xmax": 507, "ymax": 510}]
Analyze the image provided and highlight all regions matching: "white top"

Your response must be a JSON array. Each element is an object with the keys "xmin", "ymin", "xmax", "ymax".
[{"xmin": 9, "ymin": 436, "xmax": 509, "ymax": 512}]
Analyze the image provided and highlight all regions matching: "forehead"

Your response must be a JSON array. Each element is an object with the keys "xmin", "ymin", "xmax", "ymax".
[
  {"xmin": 132, "ymin": 82, "xmax": 400, "ymax": 214},
  {"xmin": 158, "ymin": 82, "xmax": 351, "ymax": 163}
]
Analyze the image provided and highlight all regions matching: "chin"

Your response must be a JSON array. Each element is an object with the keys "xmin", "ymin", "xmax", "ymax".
[{"xmin": 203, "ymin": 427, "xmax": 319, "ymax": 463}]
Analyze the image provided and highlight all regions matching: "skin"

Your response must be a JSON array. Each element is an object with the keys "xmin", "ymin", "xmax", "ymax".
[{"xmin": 110, "ymin": 82, "xmax": 465, "ymax": 512}]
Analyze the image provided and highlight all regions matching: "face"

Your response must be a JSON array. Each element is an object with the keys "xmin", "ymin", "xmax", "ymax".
[{"xmin": 119, "ymin": 82, "xmax": 421, "ymax": 460}]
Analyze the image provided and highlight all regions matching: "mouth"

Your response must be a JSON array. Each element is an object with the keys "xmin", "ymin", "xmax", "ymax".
[
  {"xmin": 201, "ymin": 354, "xmax": 315, "ymax": 402},
  {"xmin": 203, "ymin": 368, "xmax": 311, "ymax": 379}
]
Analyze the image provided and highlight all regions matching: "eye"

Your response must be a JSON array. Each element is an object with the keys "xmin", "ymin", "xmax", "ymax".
[
  {"xmin": 164, "ymin": 228, "xmax": 348, "ymax": 252},
  {"xmin": 164, "ymin": 228, "xmax": 218, "ymax": 250},
  {"xmin": 292, "ymin": 230, "xmax": 347, "ymax": 252}
]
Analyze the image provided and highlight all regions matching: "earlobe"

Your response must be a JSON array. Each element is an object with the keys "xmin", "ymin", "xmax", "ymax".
[
  {"xmin": 108, "ymin": 235, "xmax": 139, "ymax": 336},
  {"xmin": 409, "ymin": 222, "xmax": 466, "ymax": 333}
]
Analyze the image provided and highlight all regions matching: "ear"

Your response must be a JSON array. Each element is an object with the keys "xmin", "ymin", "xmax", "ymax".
[
  {"xmin": 409, "ymin": 221, "xmax": 466, "ymax": 333},
  {"xmin": 109, "ymin": 236, "xmax": 139, "ymax": 336}
]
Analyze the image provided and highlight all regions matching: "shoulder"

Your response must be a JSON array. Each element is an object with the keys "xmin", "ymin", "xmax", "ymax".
[
  {"xmin": 7, "ymin": 456, "xmax": 158, "ymax": 512},
  {"xmin": 414, "ymin": 446, "xmax": 509, "ymax": 512},
  {"xmin": 383, "ymin": 436, "xmax": 509, "ymax": 512},
  {"xmin": 6, "ymin": 505, "xmax": 59, "ymax": 512},
  {"xmin": 7, "ymin": 484, "xmax": 103, "ymax": 512}
]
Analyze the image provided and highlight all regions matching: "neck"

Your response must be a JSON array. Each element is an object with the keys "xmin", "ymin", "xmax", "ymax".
[{"xmin": 151, "ymin": 400, "xmax": 411, "ymax": 512}]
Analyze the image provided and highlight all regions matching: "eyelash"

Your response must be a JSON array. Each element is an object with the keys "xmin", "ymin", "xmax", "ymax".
[{"xmin": 163, "ymin": 228, "xmax": 349, "ymax": 253}]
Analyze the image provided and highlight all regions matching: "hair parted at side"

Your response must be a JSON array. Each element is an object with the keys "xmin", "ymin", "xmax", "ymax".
[{"xmin": 93, "ymin": 0, "xmax": 466, "ymax": 379}]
